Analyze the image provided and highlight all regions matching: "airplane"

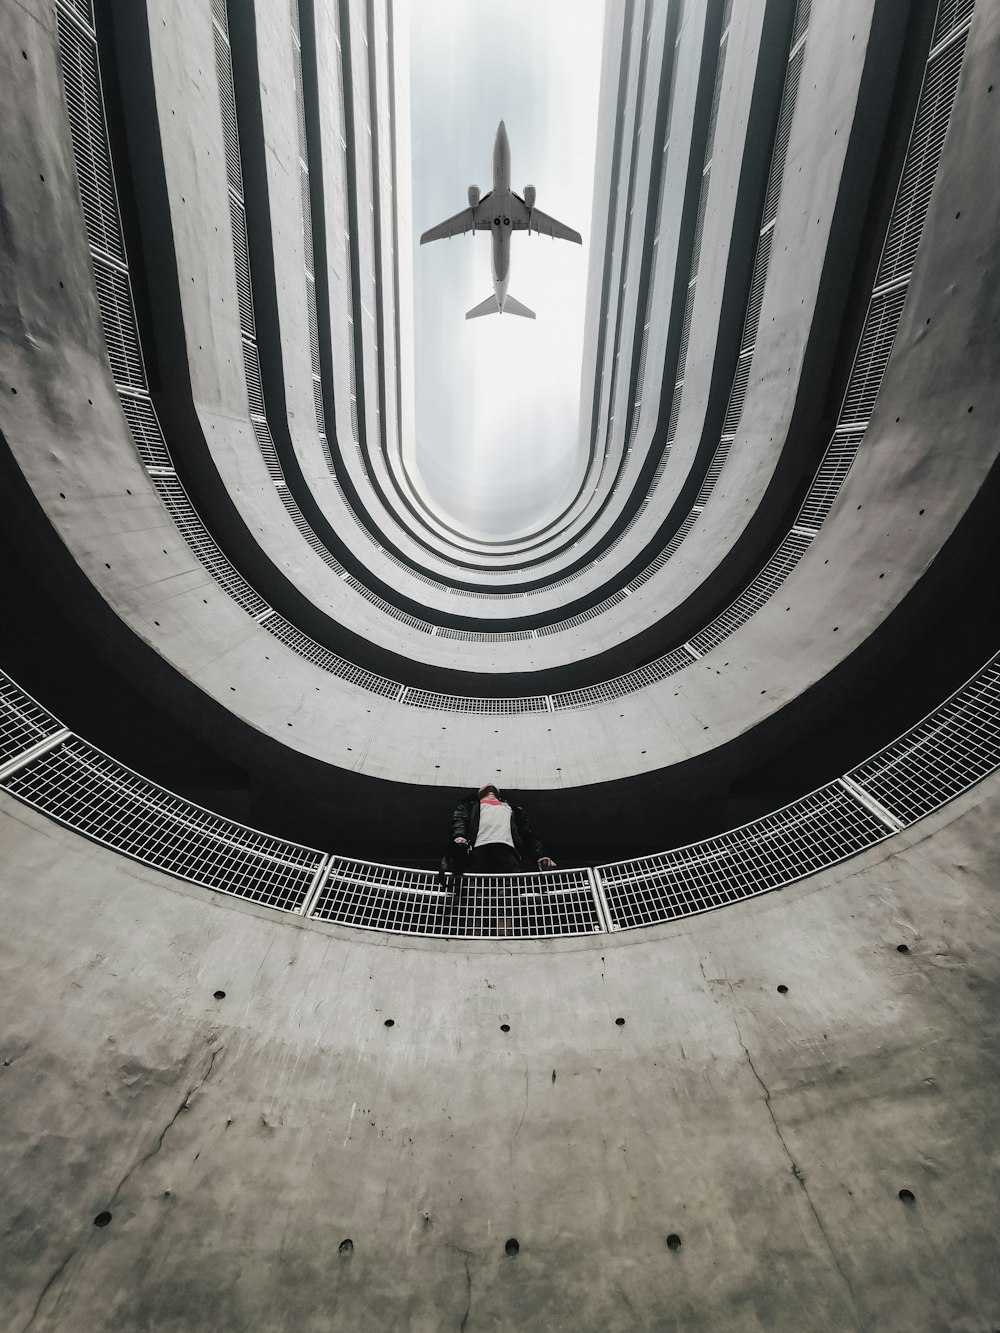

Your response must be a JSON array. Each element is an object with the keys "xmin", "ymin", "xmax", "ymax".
[{"xmin": 420, "ymin": 120, "xmax": 582, "ymax": 320}]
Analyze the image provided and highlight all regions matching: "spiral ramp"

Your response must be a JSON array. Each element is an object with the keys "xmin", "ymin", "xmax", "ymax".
[{"xmin": 1, "ymin": 0, "xmax": 999, "ymax": 1327}]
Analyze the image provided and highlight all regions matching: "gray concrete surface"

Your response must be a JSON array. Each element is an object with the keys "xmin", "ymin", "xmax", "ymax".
[{"xmin": 2, "ymin": 773, "xmax": 999, "ymax": 1330}]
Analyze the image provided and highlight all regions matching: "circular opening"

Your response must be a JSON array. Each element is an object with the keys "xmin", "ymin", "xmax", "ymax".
[
  {"xmin": 213, "ymin": 990, "xmax": 226, "ymax": 999},
  {"xmin": 500, "ymin": 1023, "xmax": 510, "ymax": 1033},
  {"xmin": 666, "ymin": 1233, "xmax": 682, "ymax": 1251},
  {"xmin": 615, "ymin": 1017, "xmax": 625, "ymax": 1026},
  {"xmin": 896, "ymin": 944, "xmax": 909, "ymax": 954},
  {"xmin": 384, "ymin": 1019, "xmax": 394, "ymax": 1028},
  {"xmin": 94, "ymin": 1211, "xmax": 112, "ymax": 1228},
  {"xmin": 776, "ymin": 985, "xmax": 789, "ymax": 994},
  {"xmin": 505, "ymin": 1237, "xmax": 519, "ymax": 1256},
  {"xmin": 339, "ymin": 1238, "xmax": 354, "ymax": 1254},
  {"xmin": 898, "ymin": 1189, "xmax": 915, "ymax": 1205}
]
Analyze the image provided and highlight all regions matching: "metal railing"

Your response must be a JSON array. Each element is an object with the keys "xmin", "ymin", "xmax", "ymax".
[{"xmin": 2, "ymin": 648, "xmax": 999, "ymax": 937}]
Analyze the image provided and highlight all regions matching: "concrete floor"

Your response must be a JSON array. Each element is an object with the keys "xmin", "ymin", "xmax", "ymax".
[{"xmin": 2, "ymin": 775, "xmax": 998, "ymax": 1331}]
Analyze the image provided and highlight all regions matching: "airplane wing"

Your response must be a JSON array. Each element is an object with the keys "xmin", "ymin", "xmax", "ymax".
[
  {"xmin": 527, "ymin": 206, "xmax": 582, "ymax": 244},
  {"xmin": 420, "ymin": 208, "xmax": 477, "ymax": 244},
  {"xmin": 420, "ymin": 193, "xmax": 495, "ymax": 243}
]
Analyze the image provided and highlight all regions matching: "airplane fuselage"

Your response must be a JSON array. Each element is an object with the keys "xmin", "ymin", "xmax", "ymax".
[
  {"xmin": 420, "ymin": 118, "xmax": 580, "ymax": 319},
  {"xmin": 490, "ymin": 121, "xmax": 512, "ymax": 305}
]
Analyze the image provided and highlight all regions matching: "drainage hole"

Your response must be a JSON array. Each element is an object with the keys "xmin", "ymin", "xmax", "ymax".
[
  {"xmin": 896, "ymin": 944, "xmax": 909, "ymax": 954},
  {"xmin": 384, "ymin": 1018, "xmax": 394, "ymax": 1028},
  {"xmin": 776, "ymin": 985, "xmax": 789, "ymax": 994},
  {"xmin": 94, "ymin": 1211, "xmax": 112, "ymax": 1228},
  {"xmin": 615, "ymin": 1017, "xmax": 625, "ymax": 1026},
  {"xmin": 898, "ymin": 1189, "xmax": 915, "ymax": 1204},
  {"xmin": 500, "ymin": 1024, "xmax": 510, "ymax": 1033},
  {"xmin": 213, "ymin": 990, "xmax": 226, "ymax": 999},
  {"xmin": 339, "ymin": 1238, "xmax": 353, "ymax": 1254},
  {"xmin": 666, "ymin": 1233, "xmax": 682, "ymax": 1251},
  {"xmin": 505, "ymin": 1238, "xmax": 519, "ymax": 1256}
]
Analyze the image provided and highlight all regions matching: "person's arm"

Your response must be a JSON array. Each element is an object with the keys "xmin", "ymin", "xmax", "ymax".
[
  {"xmin": 451, "ymin": 798, "xmax": 472, "ymax": 848},
  {"xmin": 515, "ymin": 805, "xmax": 556, "ymax": 869}
]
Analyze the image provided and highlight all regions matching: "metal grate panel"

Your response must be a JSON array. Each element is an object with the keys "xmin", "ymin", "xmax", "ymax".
[
  {"xmin": 839, "ymin": 285, "xmax": 908, "ymax": 423},
  {"xmin": 695, "ymin": 439, "xmax": 732, "ymax": 507},
  {"xmin": 688, "ymin": 531, "xmax": 813, "ymax": 656},
  {"xmin": 877, "ymin": 32, "xmax": 968, "ymax": 286},
  {"xmin": 743, "ymin": 226, "xmax": 773, "ymax": 346},
  {"xmin": 229, "ymin": 195, "xmax": 255, "ymax": 339},
  {"xmin": 152, "ymin": 476, "xmax": 270, "ymax": 617},
  {"xmin": 312, "ymin": 376, "xmax": 326, "ymax": 434},
  {"xmin": 306, "ymin": 277, "xmax": 321, "ymax": 365},
  {"xmin": 213, "ymin": 27, "xmax": 243, "ymax": 196},
  {"xmin": 723, "ymin": 349, "xmax": 753, "ymax": 435},
  {"xmin": 704, "ymin": 39, "xmax": 727, "ymax": 167},
  {"xmin": 676, "ymin": 283, "xmax": 697, "ymax": 372},
  {"xmin": 242, "ymin": 342, "xmax": 266, "ymax": 415},
  {"xmin": 762, "ymin": 45, "xmax": 804, "ymax": 226},
  {"xmin": 598, "ymin": 784, "xmax": 889, "ymax": 929},
  {"xmin": 932, "ymin": 0, "xmax": 973, "ymax": 45},
  {"xmin": 0, "ymin": 675, "xmax": 65, "ymax": 764},
  {"xmin": 666, "ymin": 386, "xmax": 683, "ymax": 444},
  {"xmin": 791, "ymin": 0, "xmax": 811, "ymax": 47},
  {"xmin": 251, "ymin": 414, "xmax": 283, "ymax": 480},
  {"xmin": 56, "ymin": 8, "xmax": 125, "ymax": 263},
  {"xmin": 120, "ymin": 392, "xmax": 172, "ymax": 469},
  {"xmin": 551, "ymin": 649, "xmax": 693, "ymax": 710},
  {"xmin": 259, "ymin": 616, "xmax": 401, "ymax": 698},
  {"xmin": 796, "ymin": 428, "xmax": 867, "ymax": 528},
  {"xmin": 312, "ymin": 862, "xmax": 601, "ymax": 938},
  {"xmin": 211, "ymin": 0, "xmax": 228, "ymax": 33},
  {"xmin": 404, "ymin": 690, "xmax": 550, "ymax": 715},
  {"xmin": 848, "ymin": 656, "xmax": 1000, "ymax": 825},
  {"xmin": 62, "ymin": 0, "xmax": 94, "ymax": 27},
  {"xmin": 92, "ymin": 256, "xmax": 145, "ymax": 389},
  {"xmin": 690, "ymin": 167, "xmax": 710, "ymax": 275},
  {"xmin": 299, "ymin": 168, "xmax": 315, "ymax": 274},
  {"xmin": 3, "ymin": 737, "xmax": 320, "ymax": 910}
]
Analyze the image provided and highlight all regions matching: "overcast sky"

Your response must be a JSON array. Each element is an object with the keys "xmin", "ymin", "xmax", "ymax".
[{"xmin": 408, "ymin": 0, "xmax": 606, "ymax": 537}]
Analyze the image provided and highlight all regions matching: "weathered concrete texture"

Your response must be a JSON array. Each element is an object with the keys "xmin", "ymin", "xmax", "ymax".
[{"xmin": 2, "ymin": 778, "xmax": 999, "ymax": 1331}]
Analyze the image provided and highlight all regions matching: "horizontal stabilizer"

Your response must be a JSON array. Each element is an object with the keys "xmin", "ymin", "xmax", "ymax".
[
  {"xmin": 466, "ymin": 293, "xmax": 500, "ymax": 319},
  {"xmin": 502, "ymin": 294, "xmax": 536, "ymax": 319}
]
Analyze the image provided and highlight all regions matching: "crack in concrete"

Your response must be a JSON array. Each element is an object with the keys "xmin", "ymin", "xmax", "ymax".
[
  {"xmin": 730, "ymin": 1010, "xmax": 867, "ymax": 1332},
  {"xmin": 20, "ymin": 1246, "xmax": 76, "ymax": 1333},
  {"xmin": 106, "ymin": 1044, "xmax": 224, "ymax": 1207},
  {"xmin": 459, "ymin": 1254, "xmax": 472, "ymax": 1333},
  {"xmin": 513, "ymin": 1057, "xmax": 529, "ymax": 1144},
  {"xmin": 21, "ymin": 1042, "xmax": 224, "ymax": 1332}
]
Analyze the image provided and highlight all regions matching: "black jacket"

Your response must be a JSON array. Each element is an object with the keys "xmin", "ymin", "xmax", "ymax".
[{"xmin": 448, "ymin": 791, "xmax": 544, "ymax": 867}]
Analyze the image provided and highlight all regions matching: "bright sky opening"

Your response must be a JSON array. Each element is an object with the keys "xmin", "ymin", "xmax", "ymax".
[{"xmin": 408, "ymin": 0, "xmax": 606, "ymax": 538}]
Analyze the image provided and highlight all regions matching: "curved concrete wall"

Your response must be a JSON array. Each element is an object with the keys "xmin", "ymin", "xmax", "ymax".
[
  {"xmin": 3, "ymin": 1, "xmax": 1000, "ymax": 1321},
  {"xmin": 2, "ymin": 772, "xmax": 999, "ymax": 1328}
]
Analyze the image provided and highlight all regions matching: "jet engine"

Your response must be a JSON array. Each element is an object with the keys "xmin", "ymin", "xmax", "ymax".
[
  {"xmin": 524, "ymin": 185, "xmax": 536, "ymax": 210},
  {"xmin": 468, "ymin": 185, "xmax": 480, "ymax": 208}
]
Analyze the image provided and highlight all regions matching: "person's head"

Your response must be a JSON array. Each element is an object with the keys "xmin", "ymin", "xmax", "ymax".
[{"xmin": 478, "ymin": 783, "xmax": 502, "ymax": 801}]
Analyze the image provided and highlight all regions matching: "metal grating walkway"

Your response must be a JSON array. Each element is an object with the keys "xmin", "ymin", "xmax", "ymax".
[{"xmin": 2, "ymin": 646, "xmax": 999, "ymax": 937}]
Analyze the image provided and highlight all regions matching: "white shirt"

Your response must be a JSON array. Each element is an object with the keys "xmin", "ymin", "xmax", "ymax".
[{"xmin": 474, "ymin": 798, "xmax": 514, "ymax": 848}]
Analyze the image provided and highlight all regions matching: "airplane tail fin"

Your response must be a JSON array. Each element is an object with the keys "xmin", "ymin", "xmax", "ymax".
[
  {"xmin": 466, "ymin": 294, "xmax": 500, "ymax": 320},
  {"xmin": 502, "ymin": 294, "xmax": 536, "ymax": 320}
]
